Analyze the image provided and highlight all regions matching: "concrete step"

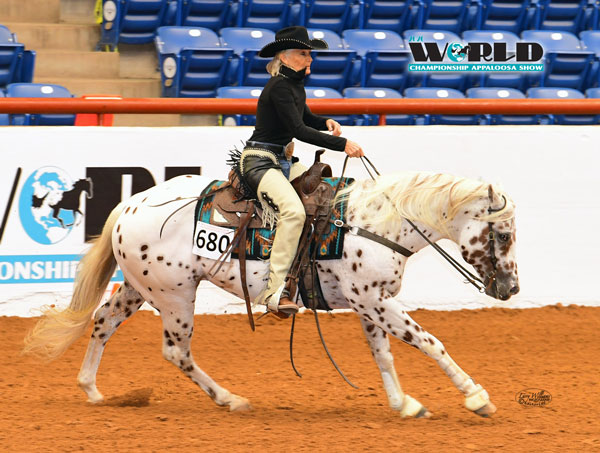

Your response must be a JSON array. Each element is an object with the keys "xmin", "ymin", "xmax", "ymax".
[
  {"xmin": 3, "ymin": 23, "xmax": 100, "ymax": 51},
  {"xmin": 34, "ymin": 50, "xmax": 120, "ymax": 79},
  {"xmin": 34, "ymin": 76, "xmax": 162, "ymax": 98},
  {"xmin": 0, "ymin": 0, "xmax": 60, "ymax": 23},
  {"xmin": 60, "ymin": 0, "xmax": 98, "ymax": 25},
  {"xmin": 118, "ymin": 44, "xmax": 160, "ymax": 79}
]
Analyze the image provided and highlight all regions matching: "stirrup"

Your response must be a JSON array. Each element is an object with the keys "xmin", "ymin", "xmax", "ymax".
[{"xmin": 266, "ymin": 290, "xmax": 298, "ymax": 319}]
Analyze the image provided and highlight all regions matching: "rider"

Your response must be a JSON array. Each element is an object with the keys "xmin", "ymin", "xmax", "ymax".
[{"xmin": 237, "ymin": 26, "xmax": 364, "ymax": 317}]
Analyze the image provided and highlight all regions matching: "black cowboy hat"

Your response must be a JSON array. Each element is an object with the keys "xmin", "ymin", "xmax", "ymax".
[{"xmin": 258, "ymin": 26, "xmax": 328, "ymax": 58}]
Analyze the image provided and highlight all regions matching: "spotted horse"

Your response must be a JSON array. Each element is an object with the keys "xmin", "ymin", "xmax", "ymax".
[{"xmin": 24, "ymin": 171, "xmax": 519, "ymax": 418}]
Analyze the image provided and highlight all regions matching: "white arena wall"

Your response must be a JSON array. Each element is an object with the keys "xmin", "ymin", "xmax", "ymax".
[{"xmin": 0, "ymin": 125, "xmax": 598, "ymax": 316}]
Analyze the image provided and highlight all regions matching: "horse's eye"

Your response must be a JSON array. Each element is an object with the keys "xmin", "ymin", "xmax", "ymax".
[{"xmin": 498, "ymin": 233, "xmax": 510, "ymax": 243}]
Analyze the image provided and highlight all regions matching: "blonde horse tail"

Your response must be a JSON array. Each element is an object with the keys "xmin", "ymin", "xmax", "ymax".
[{"xmin": 23, "ymin": 203, "xmax": 125, "ymax": 361}]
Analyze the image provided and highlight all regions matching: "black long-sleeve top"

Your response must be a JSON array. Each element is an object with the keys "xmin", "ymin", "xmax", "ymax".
[{"xmin": 248, "ymin": 65, "xmax": 347, "ymax": 152}]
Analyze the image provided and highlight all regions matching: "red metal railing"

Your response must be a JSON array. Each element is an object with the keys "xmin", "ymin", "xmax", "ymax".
[{"xmin": 1, "ymin": 98, "xmax": 600, "ymax": 125}]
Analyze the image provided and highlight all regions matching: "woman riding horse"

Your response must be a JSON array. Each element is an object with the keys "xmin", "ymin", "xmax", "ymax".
[{"xmin": 236, "ymin": 26, "xmax": 364, "ymax": 317}]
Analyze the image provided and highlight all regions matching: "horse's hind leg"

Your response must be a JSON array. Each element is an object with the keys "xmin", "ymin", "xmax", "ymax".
[
  {"xmin": 77, "ymin": 281, "xmax": 144, "ymax": 403},
  {"xmin": 159, "ymin": 300, "xmax": 251, "ymax": 412},
  {"xmin": 358, "ymin": 317, "xmax": 431, "ymax": 418}
]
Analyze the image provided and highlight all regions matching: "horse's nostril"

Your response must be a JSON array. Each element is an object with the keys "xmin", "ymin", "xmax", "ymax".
[{"xmin": 510, "ymin": 285, "xmax": 520, "ymax": 295}]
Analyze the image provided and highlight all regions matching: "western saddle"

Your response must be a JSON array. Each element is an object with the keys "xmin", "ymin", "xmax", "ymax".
[{"xmin": 208, "ymin": 150, "xmax": 342, "ymax": 329}]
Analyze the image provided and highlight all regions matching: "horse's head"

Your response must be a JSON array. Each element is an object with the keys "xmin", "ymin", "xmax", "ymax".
[
  {"xmin": 456, "ymin": 185, "xmax": 519, "ymax": 301},
  {"xmin": 75, "ymin": 178, "xmax": 94, "ymax": 198}
]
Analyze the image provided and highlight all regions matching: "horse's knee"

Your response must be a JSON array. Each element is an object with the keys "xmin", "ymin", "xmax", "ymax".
[
  {"xmin": 420, "ymin": 336, "xmax": 446, "ymax": 359},
  {"xmin": 374, "ymin": 349, "xmax": 395, "ymax": 370}
]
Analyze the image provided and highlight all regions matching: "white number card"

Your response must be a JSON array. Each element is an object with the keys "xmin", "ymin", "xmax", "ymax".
[{"xmin": 192, "ymin": 221, "xmax": 235, "ymax": 261}]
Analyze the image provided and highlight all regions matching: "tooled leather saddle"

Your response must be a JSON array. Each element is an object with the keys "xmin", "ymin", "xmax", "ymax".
[{"xmin": 206, "ymin": 150, "xmax": 345, "ymax": 329}]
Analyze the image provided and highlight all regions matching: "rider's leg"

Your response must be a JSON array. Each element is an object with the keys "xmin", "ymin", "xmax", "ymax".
[
  {"xmin": 256, "ymin": 168, "xmax": 305, "ymax": 314},
  {"xmin": 289, "ymin": 161, "xmax": 307, "ymax": 181}
]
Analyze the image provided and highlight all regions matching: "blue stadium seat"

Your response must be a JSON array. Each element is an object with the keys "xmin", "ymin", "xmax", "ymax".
[
  {"xmin": 533, "ymin": 0, "xmax": 588, "ymax": 34},
  {"xmin": 0, "ymin": 90, "xmax": 9, "ymax": 126},
  {"xmin": 462, "ymin": 30, "xmax": 526, "ymax": 90},
  {"xmin": 521, "ymin": 30, "xmax": 594, "ymax": 91},
  {"xmin": 220, "ymin": 27, "xmax": 274, "ymax": 85},
  {"xmin": 579, "ymin": 30, "xmax": 600, "ymax": 88},
  {"xmin": 404, "ymin": 87, "xmax": 480, "ymax": 124},
  {"xmin": 6, "ymin": 83, "xmax": 75, "ymax": 126},
  {"xmin": 295, "ymin": 0, "xmax": 358, "ymax": 33},
  {"xmin": 343, "ymin": 87, "xmax": 413, "ymax": 125},
  {"xmin": 0, "ymin": 43, "xmax": 36, "ymax": 89},
  {"xmin": 359, "ymin": 0, "xmax": 414, "ymax": 34},
  {"xmin": 403, "ymin": 29, "xmax": 468, "ymax": 90},
  {"xmin": 216, "ymin": 86, "xmax": 263, "ymax": 125},
  {"xmin": 466, "ymin": 87, "xmax": 540, "ymax": 124},
  {"xmin": 99, "ymin": 0, "xmax": 171, "ymax": 50},
  {"xmin": 585, "ymin": 87, "xmax": 600, "ymax": 97},
  {"xmin": 527, "ymin": 87, "xmax": 597, "ymax": 124},
  {"xmin": 343, "ymin": 29, "xmax": 412, "ymax": 91},
  {"xmin": 155, "ymin": 26, "xmax": 233, "ymax": 97},
  {"xmin": 305, "ymin": 86, "xmax": 355, "ymax": 125},
  {"xmin": 239, "ymin": 0, "xmax": 293, "ymax": 31},
  {"xmin": 0, "ymin": 25, "xmax": 17, "ymax": 44},
  {"xmin": 476, "ymin": 0, "xmax": 534, "ymax": 34},
  {"xmin": 175, "ymin": 0, "xmax": 235, "ymax": 30},
  {"xmin": 415, "ymin": 0, "xmax": 474, "ymax": 34},
  {"xmin": 305, "ymin": 29, "xmax": 356, "ymax": 91}
]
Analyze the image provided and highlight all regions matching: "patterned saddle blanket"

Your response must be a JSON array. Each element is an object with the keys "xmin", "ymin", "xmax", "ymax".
[{"xmin": 194, "ymin": 177, "xmax": 353, "ymax": 261}]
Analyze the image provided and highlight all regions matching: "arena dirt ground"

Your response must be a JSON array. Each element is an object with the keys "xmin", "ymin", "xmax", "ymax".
[{"xmin": 1, "ymin": 305, "xmax": 598, "ymax": 452}]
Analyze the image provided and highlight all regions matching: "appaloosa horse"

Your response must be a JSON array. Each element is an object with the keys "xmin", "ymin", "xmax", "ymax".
[{"xmin": 24, "ymin": 171, "xmax": 519, "ymax": 418}]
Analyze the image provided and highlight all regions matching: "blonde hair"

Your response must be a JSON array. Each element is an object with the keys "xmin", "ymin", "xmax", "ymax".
[{"xmin": 335, "ymin": 172, "xmax": 515, "ymax": 237}]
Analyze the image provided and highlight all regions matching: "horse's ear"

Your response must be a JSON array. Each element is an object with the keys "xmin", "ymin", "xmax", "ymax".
[{"xmin": 487, "ymin": 184, "xmax": 494, "ymax": 202}]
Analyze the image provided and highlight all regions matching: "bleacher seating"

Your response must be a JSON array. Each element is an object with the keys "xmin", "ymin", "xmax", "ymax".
[
  {"xmin": 305, "ymin": 29, "xmax": 356, "ymax": 91},
  {"xmin": 6, "ymin": 83, "xmax": 75, "ymax": 126},
  {"xmin": 342, "ymin": 29, "xmax": 412, "ymax": 90},
  {"xmin": 155, "ymin": 26, "xmax": 233, "ymax": 97},
  {"xmin": 466, "ymin": 87, "xmax": 540, "ymax": 124},
  {"xmin": 239, "ymin": 0, "xmax": 293, "ymax": 31},
  {"xmin": 99, "ymin": 0, "xmax": 172, "ymax": 50},
  {"xmin": 579, "ymin": 30, "xmax": 600, "ymax": 87},
  {"xmin": 359, "ymin": 0, "xmax": 414, "ymax": 34},
  {"xmin": 0, "ymin": 25, "xmax": 36, "ymax": 89},
  {"xmin": 533, "ymin": 0, "xmax": 589, "ymax": 34},
  {"xmin": 344, "ymin": 87, "xmax": 412, "ymax": 124},
  {"xmin": 415, "ymin": 0, "xmax": 474, "ymax": 34},
  {"xmin": 220, "ymin": 27, "xmax": 274, "ymax": 85},
  {"xmin": 295, "ymin": 0, "xmax": 358, "ymax": 33},
  {"xmin": 404, "ymin": 87, "xmax": 479, "ymax": 124},
  {"xmin": 175, "ymin": 0, "xmax": 234, "ymax": 30},
  {"xmin": 476, "ymin": 0, "xmax": 534, "ymax": 34},
  {"xmin": 527, "ymin": 87, "xmax": 598, "ymax": 124},
  {"xmin": 522, "ymin": 30, "xmax": 594, "ymax": 91},
  {"xmin": 216, "ymin": 85, "xmax": 262, "ymax": 125}
]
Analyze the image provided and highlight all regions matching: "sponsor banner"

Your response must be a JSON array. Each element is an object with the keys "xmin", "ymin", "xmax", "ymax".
[
  {"xmin": 409, "ymin": 64, "xmax": 544, "ymax": 72},
  {"xmin": 0, "ymin": 126, "xmax": 598, "ymax": 316}
]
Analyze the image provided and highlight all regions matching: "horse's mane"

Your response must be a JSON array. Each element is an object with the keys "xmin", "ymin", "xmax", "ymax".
[{"xmin": 336, "ymin": 172, "xmax": 515, "ymax": 236}]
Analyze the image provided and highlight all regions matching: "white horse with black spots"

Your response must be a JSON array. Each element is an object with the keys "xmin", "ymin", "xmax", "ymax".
[{"xmin": 24, "ymin": 171, "xmax": 519, "ymax": 418}]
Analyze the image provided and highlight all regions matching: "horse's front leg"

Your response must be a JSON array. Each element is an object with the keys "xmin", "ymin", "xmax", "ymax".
[
  {"xmin": 356, "ymin": 297, "xmax": 496, "ymax": 417},
  {"xmin": 358, "ymin": 317, "xmax": 432, "ymax": 418}
]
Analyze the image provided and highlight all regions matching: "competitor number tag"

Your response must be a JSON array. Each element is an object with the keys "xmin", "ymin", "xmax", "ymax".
[{"xmin": 192, "ymin": 221, "xmax": 235, "ymax": 261}]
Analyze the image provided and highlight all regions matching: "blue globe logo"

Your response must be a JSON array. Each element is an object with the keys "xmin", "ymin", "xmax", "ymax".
[
  {"xmin": 19, "ymin": 167, "xmax": 77, "ymax": 244},
  {"xmin": 447, "ymin": 42, "xmax": 468, "ymax": 62}
]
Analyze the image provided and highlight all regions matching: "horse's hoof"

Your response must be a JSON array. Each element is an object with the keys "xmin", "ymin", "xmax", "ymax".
[
  {"xmin": 399, "ymin": 395, "xmax": 431, "ymax": 418},
  {"xmin": 474, "ymin": 401, "xmax": 497, "ymax": 418},
  {"xmin": 229, "ymin": 396, "xmax": 252, "ymax": 412}
]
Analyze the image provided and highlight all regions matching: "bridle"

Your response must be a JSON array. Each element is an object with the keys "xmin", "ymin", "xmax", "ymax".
[{"xmin": 357, "ymin": 156, "xmax": 507, "ymax": 297}]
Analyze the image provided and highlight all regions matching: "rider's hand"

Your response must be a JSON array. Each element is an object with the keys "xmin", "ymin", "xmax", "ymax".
[
  {"xmin": 344, "ymin": 139, "xmax": 364, "ymax": 158},
  {"xmin": 326, "ymin": 119, "xmax": 342, "ymax": 136}
]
